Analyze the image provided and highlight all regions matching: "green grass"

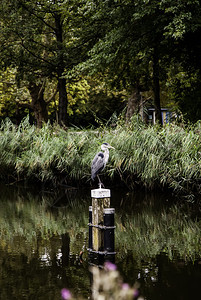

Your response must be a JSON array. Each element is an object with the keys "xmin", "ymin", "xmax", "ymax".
[{"xmin": 0, "ymin": 116, "xmax": 200, "ymax": 197}]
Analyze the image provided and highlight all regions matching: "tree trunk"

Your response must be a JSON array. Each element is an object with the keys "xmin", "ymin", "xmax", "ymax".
[
  {"xmin": 126, "ymin": 85, "xmax": 141, "ymax": 123},
  {"xmin": 28, "ymin": 82, "xmax": 48, "ymax": 128},
  {"xmin": 153, "ymin": 45, "xmax": 162, "ymax": 125},
  {"xmin": 55, "ymin": 12, "xmax": 68, "ymax": 126},
  {"xmin": 58, "ymin": 76, "xmax": 68, "ymax": 126}
]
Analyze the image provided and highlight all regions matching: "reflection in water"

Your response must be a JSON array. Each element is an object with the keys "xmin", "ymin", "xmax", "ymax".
[
  {"xmin": 0, "ymin": 184, "xmax": 201, "ymax": 299},
  {"xmin": 0, "ymin": 184, "xmax": 90, "ymax": 299},
  {"xmin": 0, "ymin": 236, "xmax": 90, "ymax": 299},
  {"xmin": 61, "ymin": 233, "xmax": 70, "ymax": 267}
]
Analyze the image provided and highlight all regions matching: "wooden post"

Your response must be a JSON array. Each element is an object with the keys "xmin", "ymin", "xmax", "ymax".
[
  {"xmin": 91, "ymin": 188, "xmax": 111, "ymax": 251},
  {"xmin": 104, "ymin": 208, "xmax": 115, "ymax": 253},
  {"xmin": 89, "ymin": 206, "xmax": 92, "ymax": 250}
]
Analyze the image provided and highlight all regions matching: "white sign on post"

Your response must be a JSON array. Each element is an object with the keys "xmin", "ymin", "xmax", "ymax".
[{"xmin": 91, "ymin": 188, "xmax": 111, "ymax": 198}]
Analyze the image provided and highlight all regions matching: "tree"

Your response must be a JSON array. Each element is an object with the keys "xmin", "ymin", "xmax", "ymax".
[
  {"xmin": 72, "ymin": 0, "xmax": 201, "ymax": 124},
  {"xmin": 0, "ymin": 68, "xmax": 31, "ymax": 123},
  {"xmin": 1, "ymin": 0, "xmax": 201, "ymax": 126},
  {"xmin": 0, "ymin": 0, "xmax": 84, "ymax": 126},
  {"xmin": 162, "ymin": 0, "xmax": 201, "ymax": 122},
  {"xmin": 71, "ymin": 0, "xmax": 164, "ymax": 123}
]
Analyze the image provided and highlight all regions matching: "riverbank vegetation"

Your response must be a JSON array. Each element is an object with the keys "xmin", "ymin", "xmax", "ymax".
[{"xmin": 0, "ymin": 117, "xmax": 200, "ymax": 198}]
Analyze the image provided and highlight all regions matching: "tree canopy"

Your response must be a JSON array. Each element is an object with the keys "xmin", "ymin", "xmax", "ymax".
[{"xmin": 0, "ymin": 0, "xmax": 201, "ymax": 126}]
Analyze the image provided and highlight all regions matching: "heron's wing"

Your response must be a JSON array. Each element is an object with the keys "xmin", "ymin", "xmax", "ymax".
[{"xmin": 91, "ymin": 151, "xmax": 105, "ymax": 180}]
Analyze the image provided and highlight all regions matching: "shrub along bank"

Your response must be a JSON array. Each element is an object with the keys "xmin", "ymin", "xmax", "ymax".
[{"xmin": 0, "ymin": 117, "xmax": 200, "ymax": 198}]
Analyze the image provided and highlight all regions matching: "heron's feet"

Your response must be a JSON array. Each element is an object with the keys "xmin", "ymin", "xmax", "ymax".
[{"xmin": 98, "ymin": 182, "xmax": 105, "ymax": 189}]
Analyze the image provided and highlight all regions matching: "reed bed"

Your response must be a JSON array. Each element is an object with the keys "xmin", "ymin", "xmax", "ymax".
[{"xmin": 0, "ymin": 116, "xmax": 200, "ymax": 197}]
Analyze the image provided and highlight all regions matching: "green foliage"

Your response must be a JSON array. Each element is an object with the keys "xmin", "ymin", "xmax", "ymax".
[
  {"xmin": 111, "ymin": 117, "xmax": 201, "ymax": 196},
  {"xmin": 0, "ymin": 117, "xmax": 200, "ymax": 198},
  {"xmin": 166, "ymin": 67, "xmax": 201, "ymax": 122},
  {"xmin": 160, "ymin": 0, "xmax": 201, "ymax": 39},
  {"xmin": 0, "ymin": 0, "xmax": 89, "ymax": 125},
  {"xmin": 1, "ymin": 0, "xmax": 201, "ymax": 124},
  {"xmin": 67, "ymin": 79, "xmax": 90, "ymax": 116},
  {"xmin": 68, "ymin": 76, "xmax": 126, "ymax": 126},
  {"xmin": 72, "ymin": 0, "xmax": 201, "ymax": 123},
  {"xmin": 0, "ymin": 68, "xmax": 31, "ymax": 122}
]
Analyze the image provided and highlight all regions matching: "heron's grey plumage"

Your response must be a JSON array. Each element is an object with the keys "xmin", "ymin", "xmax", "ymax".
[
  {"xmin": 91, "ymin": 143, "xmax": 114, "ymax": 186},
  {"xmin": 91, "ymin": 152, "xmax": 105, "ymax": 181}
]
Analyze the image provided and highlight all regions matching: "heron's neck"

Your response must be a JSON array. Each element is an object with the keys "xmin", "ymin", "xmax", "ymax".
[{"xmin": 103, "ymin": 148, "xmax": 109, "ymax": 165}]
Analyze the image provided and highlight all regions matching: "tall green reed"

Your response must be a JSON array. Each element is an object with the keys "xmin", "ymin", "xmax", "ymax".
[{"xmin": 0, "ymin": 116, "xmax": 200, "ymax": 197}]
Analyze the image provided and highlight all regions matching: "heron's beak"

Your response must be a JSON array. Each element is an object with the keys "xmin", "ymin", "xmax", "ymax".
[{"xmin": 109, "ymin": 145, "xmax": 115, "ymax": 149}]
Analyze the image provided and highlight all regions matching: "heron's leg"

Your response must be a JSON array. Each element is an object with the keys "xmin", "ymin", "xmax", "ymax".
[
  {"xmin": 97, "ymin": 175, "xmax": 105, "ymax": 188},
  {"xmin": 98, "ymin": 182, "xmax": 105, "ymax": 188}
]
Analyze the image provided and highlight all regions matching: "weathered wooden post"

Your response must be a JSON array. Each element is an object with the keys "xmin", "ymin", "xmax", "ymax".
[
  {"xmin": 91, "ymin": 188, "xmax": 111, "ymax": 251},
  {"xmin": 88, "ymin": 206, "xmax": 93, "ymax": 250},
  {"xmin": 88, "ymin": 187, "xmax": 116, "ymax": 267}
]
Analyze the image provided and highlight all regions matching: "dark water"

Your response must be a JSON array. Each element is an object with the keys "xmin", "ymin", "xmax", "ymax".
[{"xmin": 0, "ymin": 184, "xmax": 201, "ymax": 300}]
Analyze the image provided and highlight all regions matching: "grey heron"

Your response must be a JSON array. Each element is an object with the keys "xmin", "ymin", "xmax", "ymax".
[{"xmin": 91, "ymin": 142, "xmax": 115, "ymax": 188}]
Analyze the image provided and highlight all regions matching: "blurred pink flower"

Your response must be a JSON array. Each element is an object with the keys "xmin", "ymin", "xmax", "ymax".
[
  {"xmin": 133, "ymin": 288, "xmax": 139, "ymax": 298},
  {"xmin": 122, "ymin": 283, "xmax": 130, "ymax": 290},
  {"xmin": 61, "ymin": 288, "xmax": 71, "ymax": 300},
  {"xmin": 104, "ymin": 261, "xmax": 117, "ymax": 271}
]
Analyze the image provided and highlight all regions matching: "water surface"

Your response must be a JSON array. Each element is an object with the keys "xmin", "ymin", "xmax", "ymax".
[{"xmin": 0, "ymin": 184, "xmax": 201, "ymax": 299}]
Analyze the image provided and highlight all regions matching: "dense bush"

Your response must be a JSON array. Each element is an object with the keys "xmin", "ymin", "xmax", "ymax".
[{"xmin": 0, "ymin": 117, "xmax": 200, "ymax": 197}]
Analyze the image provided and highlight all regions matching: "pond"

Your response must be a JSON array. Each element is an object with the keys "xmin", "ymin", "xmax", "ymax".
[{"xmin": 0, "ymin": 183, "xmax": 201, "ymax": 300}]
